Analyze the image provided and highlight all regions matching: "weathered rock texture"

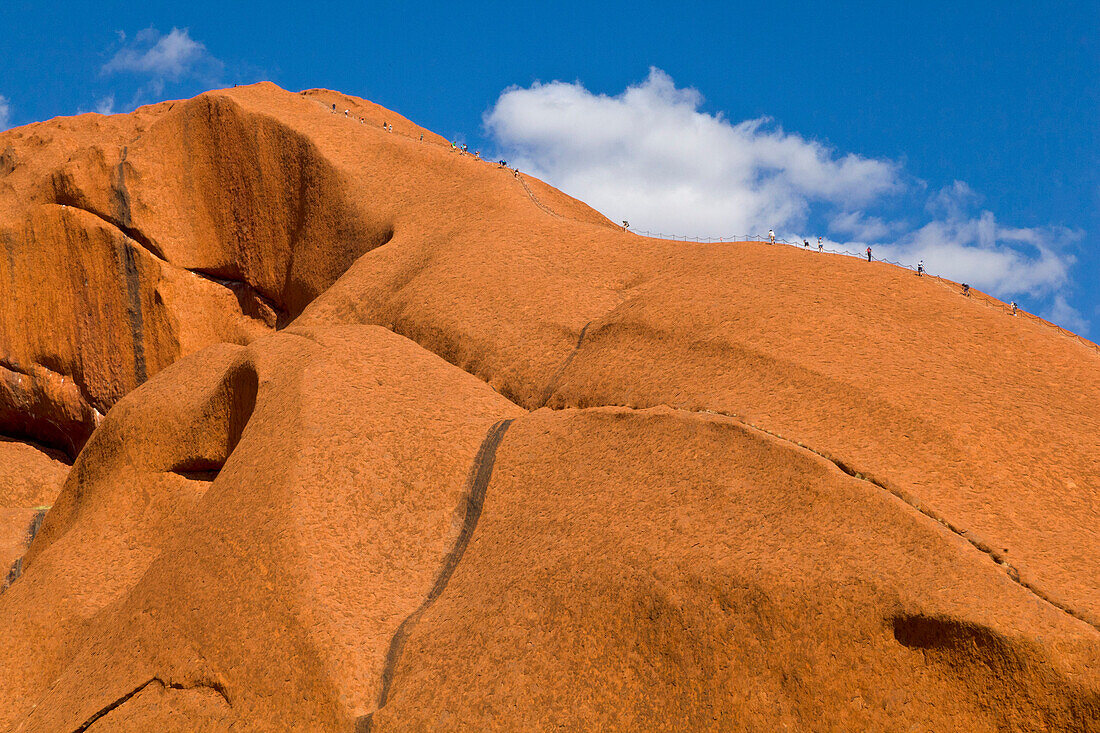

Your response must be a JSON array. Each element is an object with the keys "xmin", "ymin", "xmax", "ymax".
[{"xmin": 0, "ymin": 82, "xmax": 1097, "ymax": 731}]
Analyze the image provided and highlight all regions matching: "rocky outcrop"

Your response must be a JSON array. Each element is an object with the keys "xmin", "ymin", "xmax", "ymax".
[
  {"xmin": 0, "ymin": 83, "xmax": 1097, "ymax": 731},
  {"xmin": 2, "ymin": 328, "xmax": 522, "ymax": 731},
  {"xmin": 0, "ymin": 87, "xmax": 395, "ymax": 459}
]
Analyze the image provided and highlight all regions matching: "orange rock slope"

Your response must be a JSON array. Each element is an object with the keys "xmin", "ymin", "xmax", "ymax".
[{"xmin": 0, "ymin": 82, "xmax": 1097, "ymax": 731}]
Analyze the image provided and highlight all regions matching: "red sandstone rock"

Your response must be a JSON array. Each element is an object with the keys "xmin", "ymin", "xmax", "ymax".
[
  {"xmin": 0, "ymin": 82, "xmax": 1096, "ymax": 730},
  {"xmin": 0, "ymin": 437, "xmax": 65, "ymax": 591}
]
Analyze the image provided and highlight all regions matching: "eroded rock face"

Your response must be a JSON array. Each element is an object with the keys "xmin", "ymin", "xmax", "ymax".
[
  {"xmin": 2, "ymin": 327, "xmax": 522, "ymax": 731},
  {"xmin": 370, "ymin": 408, "xmax": 1099, "ymax": 731},
  {"xmin": 0, "ymin": 437, "xmax": 67, "ymax": 593},
  {"xmin": 0, "ymin": 87, "xmax": 395, "ymax": 460},
  {"xmin": 0, "ymin": 83, "xmax": 1097, "ymax": 731}
]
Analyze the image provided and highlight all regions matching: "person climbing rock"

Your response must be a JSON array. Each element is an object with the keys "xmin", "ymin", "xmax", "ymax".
[
  {"xmin": 331, "ymin": 103, "xmax": 336, "ymax": 113},
  {"xmin": 917, "ymin": 260, "xmax": 925, "ymax": 277},
  {"xmin": 962, "ymin": 283, "xmax": 971, "ymax": 296},
  {"xmin": 1010, "ymin": 301, "xmax": 1018, "ymax": 315},
  {"xmin": 768, "ymin": 229, "xmax": 775, "ymax": 244},
  {"xmin": 866, "ymin": 246, "xmax": 872, "ymax": 262},
  {"xmin": 804, "ymin": 239, "xmax": 810, "ymax": 248}
]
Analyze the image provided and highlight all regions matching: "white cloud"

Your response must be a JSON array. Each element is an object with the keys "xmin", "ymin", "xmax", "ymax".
[
  {"xmin": 485, "ymin": 69, "xmax": 1087, "ymax": 333},
  {"xmin": 103, "ymin": 27, "xmax": 222, "ymax": 82},
  {"xmin": 873, "ymin": 209, "xmax": 1080, "ymax": 296},
  {"xmin": 1044, "ymin": 295, "xmax": 1089, "ymax": 335},
  {"xmin": 830, "ymin": 211, "xmax": 894, "ymax": 241},
  {"xmin": 0, "ymin": 95, "xmax": 10, "ymax": 130},
  {"xmin": 485, "ymin": 68, "xmax": 901, "ymax": 237},
  {"xmin": 925, "ymin": 180, "xmax": 981, "ymax": 218},
  {"xmin": 94, "ymin": 95, "xmax": 115, "ymax": 115}
]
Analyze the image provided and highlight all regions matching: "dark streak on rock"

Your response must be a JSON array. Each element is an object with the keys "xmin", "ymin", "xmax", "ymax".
[
  {"xmin": 99, "ymin": 146, "xmax": 147, "ymax": 386},
  {"xmin": 539, "ymin": 321, "xmax": 592, "ymax": 407},
  {"xmin": 357, "ymin": 418, "xmax": 514, "ymax": 732},
  {"xmin": 1, "ymin": 506, "xmax": 49, "ymax": 591},
  {"xmin": 1, "ymin": 230, "xmax": 16, "ymax": 277},
  {"xmin": 112, "ymin": 146, "xmax": 132, "ymax": 229},
  {"xmin": 70, "ymin": 676, "xmax": 230, "ymax": 732},
  {"xmin": 109, "ymin": 148, "xmax": 148, "ymax": 383},
  {"xmin": 118, "ymin": 237, "xmax": 147, "ymax": 385},
  {"xmin": 0, "ymin": 144, "xmax": 17, "ymax": 176},
  {"xmin": 55, "ymin": 200, "xmax": 168, "ymax": 263}
]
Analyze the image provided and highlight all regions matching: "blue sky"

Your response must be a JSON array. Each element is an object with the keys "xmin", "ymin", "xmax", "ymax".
[{"xmin": 2, "ymin": 1, "xmax": 1097, "ymax": 334}]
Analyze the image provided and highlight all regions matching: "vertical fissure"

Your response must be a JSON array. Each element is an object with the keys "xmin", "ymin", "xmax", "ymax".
[{"xmin": 356, "ymin": 417, "xmax": 514, "ymax": 732}]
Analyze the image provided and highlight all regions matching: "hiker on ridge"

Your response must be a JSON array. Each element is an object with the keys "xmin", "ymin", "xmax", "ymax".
[
  {"xmin": 804, "ymin": 239, "xmax": 810, "ymax": 248},
  {"xmin": 768, "ymin": 229, "xmax": 775, "ymax": 244},
  {"xmin": 962, "ymin": 283, "xmax": 971, "ymax": 296},
  {"xmin": 917, "ymin": 260, "xmax": 925, "ymax": 277},
  {"xmin": 866, "ymin": 246, "xmax": 872, "ymax": 262},
  {"xmin": 818, "ymin": 236, "xmax": 823, "ymax": 252}
]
